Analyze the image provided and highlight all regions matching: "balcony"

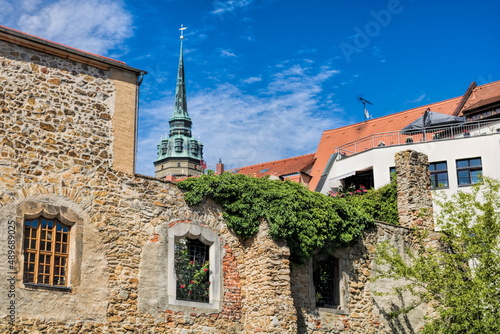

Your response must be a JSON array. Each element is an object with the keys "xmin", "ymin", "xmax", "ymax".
[{"xmin": 334, "ymin": 119, "xmax": 500, "ymax": 158}]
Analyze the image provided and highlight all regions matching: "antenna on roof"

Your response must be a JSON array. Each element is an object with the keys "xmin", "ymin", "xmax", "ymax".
[{"xmin": 359, "ymin": 97, "xmax": 373, "ymax": 120}]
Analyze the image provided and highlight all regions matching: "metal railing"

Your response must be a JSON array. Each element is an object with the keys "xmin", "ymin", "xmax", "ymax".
[{"xmin": 334, "ymin": 119, "xmax": 500, "ymax": 158}]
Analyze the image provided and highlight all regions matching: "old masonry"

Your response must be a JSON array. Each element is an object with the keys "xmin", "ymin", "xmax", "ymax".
[{"xmin": 0, "ymin": 25, "xmax": 434, "ymax": 333}]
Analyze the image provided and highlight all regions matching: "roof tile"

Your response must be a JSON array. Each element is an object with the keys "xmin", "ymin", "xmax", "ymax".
[
  {"xmin": 308, "ymin": 80, "xmax": 500, "ymax": 190},
  {"xmin": 228, "ymin": 153, "xmax": 315, "ymax": 178}
]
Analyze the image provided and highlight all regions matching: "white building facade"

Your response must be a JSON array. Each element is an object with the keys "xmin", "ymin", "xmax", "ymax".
[{"xmin": 320, "ymin": 120, "xmax": 500, "ymax": 201}]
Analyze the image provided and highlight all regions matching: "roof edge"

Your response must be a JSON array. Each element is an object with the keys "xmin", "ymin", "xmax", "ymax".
[
  {"xmin": 227, "ymin": 153, "xmax": 315, "ymax": 171},
  {"xmin": 0, "ymin": 25, "xmax": 146, "ymax": 74},
  {"xmin": 321, "ymin": 95, "xmax": 463, "ymax": 136}
]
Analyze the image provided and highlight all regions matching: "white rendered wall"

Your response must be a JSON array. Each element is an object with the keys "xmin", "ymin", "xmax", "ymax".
[{"xmin": 322, "ymin": 133, "xmax": 500, "ymax": 197}]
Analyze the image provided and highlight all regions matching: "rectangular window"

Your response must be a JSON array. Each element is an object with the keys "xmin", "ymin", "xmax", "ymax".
[
  {"xmin": 429, "ymin": 161, "xmax": 449, "ymax": 189},
  {"xmin": 23, "ymin": 218, "xmax": 70, "ymax": 287},
  {"xmin": 313, "ymin": 255, "xmax": 339, "ymax": 308},
  {"xmin": 389, "ymin": 166, "xmax": 396, "ymax": 180},
  {"xmin": 456, "ymin": 157, "xmax": 482, "ymax": 186},
  {"xmin": 175, "ymin": 238, "xmax": 210, "ymax": 303}
]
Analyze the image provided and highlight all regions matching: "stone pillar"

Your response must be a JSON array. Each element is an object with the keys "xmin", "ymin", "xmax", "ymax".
[
  {"xmin": 395, "ymin": 150, "xmax": 434, "ymax": 229},
  {"xmin": 242, "ymin": 221, "xmax": 297, "ymax": 333}
]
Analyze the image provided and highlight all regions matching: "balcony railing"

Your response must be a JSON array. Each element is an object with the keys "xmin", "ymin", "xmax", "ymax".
[{"xmin": 335, "ymin": 119, "xmax": 500, "ymax": 158}]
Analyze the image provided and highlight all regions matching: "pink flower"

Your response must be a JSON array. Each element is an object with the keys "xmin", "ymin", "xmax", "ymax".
[
  {"xmin": 189, "ymin": 261, "xmax": 194, "ymax": 264},
  {"xmin": 180, "ymin": 285, "xmax": 185, "ymax": 288},
  {"xmin": 190, "ymin": 280, "xmax": 195, "ymax": 284},
  {"xmin": 203, "ymin": 268, "xmax": 208, "ymax": 272}
]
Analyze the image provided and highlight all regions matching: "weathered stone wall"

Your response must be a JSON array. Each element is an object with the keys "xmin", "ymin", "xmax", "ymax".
[
  {"xmin": 395, "ymin": 149, "xmax": 434, "ymax": 229},
  {"xmin": 291, "ymin": 222, "xmax": 427, "ymax": 334},
  {"xmin": 0, "ymin": 40, "xmax": 215, "ymax": 332},
  {"xmin": 0, "ymin": 35, "xmax": 435, "ymax": 333},
  {"xmin": 242, "ymin": 221, "xmax": 297, "ymax": 333},
  {"xmin": 291, "ymin": 149, "xmax": 434, "ymax": 333}
]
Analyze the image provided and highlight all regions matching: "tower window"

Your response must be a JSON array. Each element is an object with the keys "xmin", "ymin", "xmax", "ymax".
[
  {"xmin": 174, "ymin": 138, "xmax": 184, "ymax": 153},
  {"xmin": 190, "ymin": 141, "xmax": 199, "ymax": 156}
]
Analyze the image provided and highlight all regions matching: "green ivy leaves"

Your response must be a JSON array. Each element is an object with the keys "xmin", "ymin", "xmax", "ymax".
[{"xmin": 178, "ymin": 173, "xmax": 391, "ymax": 263}]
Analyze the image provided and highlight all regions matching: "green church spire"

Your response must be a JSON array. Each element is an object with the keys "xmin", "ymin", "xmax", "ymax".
[
  {"xmin": 171, "ymin": 29, "xmax": 191, "ymax": 125},
  {"xmin": 154, "ymin": 25, "xmax": 204, "ymax": 179}
]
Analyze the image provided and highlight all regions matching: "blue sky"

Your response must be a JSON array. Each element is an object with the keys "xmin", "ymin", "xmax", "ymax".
[{"xmin": 2, "ymin": 0, "xmax": 499, "ymax": 176}]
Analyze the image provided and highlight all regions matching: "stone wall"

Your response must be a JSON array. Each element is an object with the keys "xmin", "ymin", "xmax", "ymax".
[
  {"xmin": 291, "ymin": 222, "xmax": 428, "ymax": 334},
  {"xmin": 395, "ymin": 150, "xmax": 434, "ymax": 229},
  {"xmin": 0, "ymin": 34, "xmax": 435, "ymax": 333},
  {"xmin": 0, "ymin": 39, "xmax": 224, "ymax": 332},
  {"xmin": 291, "ymin": 149, "xmax": 434, "ymax": 333}
]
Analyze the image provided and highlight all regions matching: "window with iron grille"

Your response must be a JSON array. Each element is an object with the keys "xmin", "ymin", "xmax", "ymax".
[
  {"xmin": 313, "ymin": 254, "xmax": 339, "ymax": 308},
  {"xmin": 456, "ymin": 157, "xmax": 482, "ymax": 186},
  {"xmin": 175, "ymin": 237, "xmax": 210, "ymax": 303},
  {"xmin": 429, "ymin": 161, "xmax": 449, "ymax": 189},
  {"xmin": 23, "ymin": 217, "xmax": 70, "ymax": 287}
]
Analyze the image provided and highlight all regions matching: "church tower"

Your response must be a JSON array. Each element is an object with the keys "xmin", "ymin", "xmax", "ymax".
[{"xmin": 154, "ymin": 27, "xmax": 204, "ymax": 179}]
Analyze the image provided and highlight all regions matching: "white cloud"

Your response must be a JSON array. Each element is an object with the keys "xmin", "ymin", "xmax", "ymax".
[
  {"xmin": 136, "ymin": 64, "xmax": 342, "ymax": 176},
  {"xmin": 4, "ymin": 0, "xmax": 133, "ymax": 56},
  {"xmin": 211, "ymin": 0, "xmax": 255, "ymax": 15},
  {"xmin": 405, "ymin": 92, "xmax": 427, "ymax": 104},
  {"xmin": 21, "ymin": 0, "xmax": 43, "ymax": 12},
  {"xmin": 371, "ymin": 46, "xmax": 386, "ymax": 63},
  {"xmin": 242, "ymin": 76, "xmax": 262, "ymax": 84},
  {"xmin": 220, "ymin": 49, "xmax": 236, "ymax": 57}
]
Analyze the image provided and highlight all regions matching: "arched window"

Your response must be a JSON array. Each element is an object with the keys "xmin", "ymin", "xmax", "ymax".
[{"xmin": 23, "ymin": 217, "xmax": 71, "ymax": 287}]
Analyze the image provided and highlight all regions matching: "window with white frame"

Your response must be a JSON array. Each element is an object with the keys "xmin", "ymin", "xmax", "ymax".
[
  {"xmin": 167, "ymin": 224, "xmax": 221, "ymax": 309},
  {"xmin": 175, "ymin": 237, "xmax": 210, "ymax": 303}
]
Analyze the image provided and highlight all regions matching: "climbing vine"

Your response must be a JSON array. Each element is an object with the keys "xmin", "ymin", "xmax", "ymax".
[
  {"xmin": 178, "ymin": 173, "xmax": 395, "ymax": 263},
  {"xmin": 342, "ymin": 178, "xmax": 399, "ymax": 225}
]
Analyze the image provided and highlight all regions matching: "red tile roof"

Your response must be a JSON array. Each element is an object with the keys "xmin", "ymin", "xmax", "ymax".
[
  {"xmin": 308, "ymin": 80, "xmax": 500, "ymax": 190},
  {"xmin": 463, "ymin": 83, "xmax": 500, "ymax": 111},
  {"xmin": 228, "ymin": 153, "xmax": 315, "ymax": 179}
]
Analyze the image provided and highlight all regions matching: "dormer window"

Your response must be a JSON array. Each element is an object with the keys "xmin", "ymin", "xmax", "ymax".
[
  {"xmin": 190, "ymin": 141, "xmax": 199, "ymax": 156},
  {"xmin": 174, "ymin": 138, "xmax": 184, "ymax": 153}
]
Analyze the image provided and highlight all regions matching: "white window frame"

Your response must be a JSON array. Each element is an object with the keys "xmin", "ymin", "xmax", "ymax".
[{"xmin": 167, "ymin": 223, "xmax": 222, "ymax": 309}]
